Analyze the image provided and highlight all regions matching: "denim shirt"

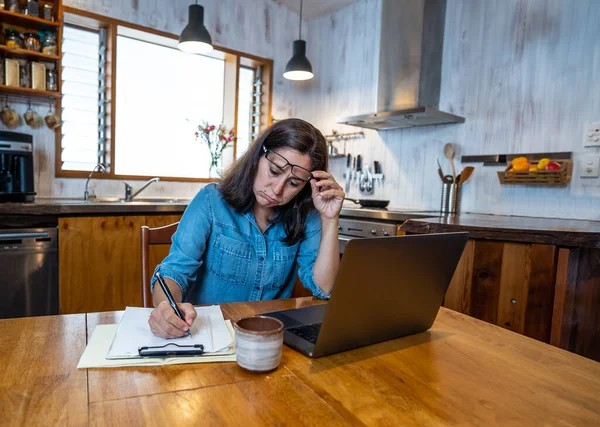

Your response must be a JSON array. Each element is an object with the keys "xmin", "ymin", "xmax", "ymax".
[{"xmin": 151, "ymin": 183, "xmax": 330, "ymax": 304}]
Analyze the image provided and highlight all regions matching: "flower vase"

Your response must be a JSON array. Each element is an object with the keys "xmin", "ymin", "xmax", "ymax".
[{"xmin": 209, "ymin": 155, "xmax": 221, "ymax": 179}]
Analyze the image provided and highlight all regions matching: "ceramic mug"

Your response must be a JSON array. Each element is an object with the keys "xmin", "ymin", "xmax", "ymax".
[
  {"xmin": 1, "ymin": 106, "xmax": 19, "ymax": 128},
  {"xmin": 24, "ymin": 108, "xmax": 41, "ymax": 128},
  {"xmin": 234, "ymin": 315, "xmax": 284, "ymax": 373},
  {"xmin": 44, "ymin": 113, "xmax": 61, "ymax": 129}
]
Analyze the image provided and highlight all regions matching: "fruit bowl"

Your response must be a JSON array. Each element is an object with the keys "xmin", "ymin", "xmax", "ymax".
[{"xmin": 497, "ymin": 159, "xmax": 572, "ymax": 186}]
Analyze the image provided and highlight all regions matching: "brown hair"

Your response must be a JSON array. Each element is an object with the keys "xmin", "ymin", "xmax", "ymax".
[{"xmin": 219, "ymin": 118, "xmax": 328, "ymax": 245}]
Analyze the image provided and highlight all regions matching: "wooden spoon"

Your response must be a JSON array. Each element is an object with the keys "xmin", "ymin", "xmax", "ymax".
[
  {"xmin": 444, "ymin": 143, "xmax": 456, "ymax": 182},
  {"xmin": 458, "ymin": 166, "xmax": 475, "ymax": 184}
]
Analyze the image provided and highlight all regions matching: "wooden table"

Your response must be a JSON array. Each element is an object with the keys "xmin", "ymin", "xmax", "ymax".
[{"xmin": 1, "ymin": 297, "xmax": 599, "ymax": 426}]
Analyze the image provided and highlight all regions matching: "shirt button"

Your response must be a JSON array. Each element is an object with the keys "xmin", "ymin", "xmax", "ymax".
[
  {"xmin": 259, "ymin": 256, "xmax": 265, "ymax": 261},
  {"xmin": 254, "ymin": 286, "xmax": 260, "ymax": 290}
]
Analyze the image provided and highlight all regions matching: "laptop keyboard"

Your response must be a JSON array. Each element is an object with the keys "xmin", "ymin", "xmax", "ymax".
[{"xmin": 287, "ymin": 323, "xmax": 322, "ymax": 344}]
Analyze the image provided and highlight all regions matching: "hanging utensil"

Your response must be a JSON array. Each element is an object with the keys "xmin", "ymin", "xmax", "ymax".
[
  {"xmin": 443, "ymin": 175, "xmax": 454, "ymax": 184},
  {"xmin": 437, "ymin": 158, "xmax": 445, "ymax": 182},
  {"xmin": 345, "ymin": 153, "xmax": 352, "ymax": 193},
  {"xmin": 444, "ymin": 143, "xmax": 456, "ymax": 183},
  {"xmin": 355, "ymin": 155, "xmax": 362, "ymax": 189}
]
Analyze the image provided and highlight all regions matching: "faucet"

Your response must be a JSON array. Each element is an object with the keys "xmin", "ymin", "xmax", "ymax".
[
  {"xmin": 123, "ymin": 177, "xmax": 160, "ymax": 202},
  {"xmin": 84, "ymin": 163, "xmax": 106, "ymax": 202}
]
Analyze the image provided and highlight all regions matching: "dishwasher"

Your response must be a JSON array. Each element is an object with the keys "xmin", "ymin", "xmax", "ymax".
[{"xmin": 0, "ymin": 227, "xmax": 58, "ymax": 319}]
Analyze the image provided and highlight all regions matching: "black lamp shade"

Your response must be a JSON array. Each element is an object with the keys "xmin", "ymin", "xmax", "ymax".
[
  {"xmin": 178, "ymin": 4, "xmax": 213, "ymax": 54},
  {"xmin": 284, "ymin": 40, "xmax": 314, "ymax": 80}
]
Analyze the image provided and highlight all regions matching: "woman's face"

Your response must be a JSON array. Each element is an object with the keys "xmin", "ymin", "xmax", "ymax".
[{"xmin": 253, "ymin": 147, "xmax": 312, "ymax": 209}]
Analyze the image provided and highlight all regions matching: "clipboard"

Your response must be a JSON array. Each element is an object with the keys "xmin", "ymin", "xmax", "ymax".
[
  {"xmin": 106, "ymin": 306, "xmax": 233, "ymax": 360},
  {"xmin": 138, "ymin": 343, "xmax": 204, "ymax": 357}
]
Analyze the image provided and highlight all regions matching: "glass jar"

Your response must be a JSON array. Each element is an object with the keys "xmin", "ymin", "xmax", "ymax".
[
  {"xmin": 7, "ymin": 0, "xmax": 19, "ymax": 12},
  {"xmin": 4, "ymin": 29, "xmax": 23, "ymax": 49},
  {"xmin": 23, "ymin": 32, "xmax": 41, "ymax": 52},
  {"xmin": 43, "ymin": 3, "xmax": 53, "ymax": 21},
  {"xmin": 20, "ymin": 62, "xmax": 30, "ymax": 88},
  {"xmin": 41, "ymin": 31, "xmax": 57, "ymax": 56},
  {"xmin": 46, "ymin": 69, "xmax": 57, "ymax": 91}
]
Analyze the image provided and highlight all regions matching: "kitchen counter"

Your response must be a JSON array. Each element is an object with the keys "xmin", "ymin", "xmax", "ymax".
[
  {"xmin": 0, "ymin": 198, "xmax": 436, "ymax": 222},
  {"xmin": 401, "ymin": 213, "xmax": 600, "ymax": 248},
  {"xmin": 0, "ymin": 198, "xmax": 189, "ymax": 216}
]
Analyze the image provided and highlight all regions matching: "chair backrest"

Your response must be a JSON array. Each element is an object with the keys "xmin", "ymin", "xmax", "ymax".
[{"xmin": 141, "ymin": 222, "xmax": 179, "ymax": 307}]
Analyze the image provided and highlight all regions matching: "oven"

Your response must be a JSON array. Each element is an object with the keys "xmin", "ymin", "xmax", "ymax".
[{"xmin": 338, "ymin": 218, "xmax": 397, "ymax": 254}]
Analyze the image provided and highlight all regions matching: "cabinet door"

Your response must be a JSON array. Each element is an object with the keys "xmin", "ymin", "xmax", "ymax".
[
  {"xmin": 444, "ymin": 239, "xmax": 557, "ymax": 343},
  {"xmin": 59, "ymin": 216, "xmax": 146, "ymax": 314}
]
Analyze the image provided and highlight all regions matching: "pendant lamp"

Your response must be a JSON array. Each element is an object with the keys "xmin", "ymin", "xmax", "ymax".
[
  {"xmin": 283, "ymin": 0, "xmax": 314, "ymax": 80},
  {"xmin": 178, "ymin": 1, "xmax": 213, "ymax": 54}
]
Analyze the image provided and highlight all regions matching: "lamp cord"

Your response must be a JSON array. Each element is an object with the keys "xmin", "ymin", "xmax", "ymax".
[{"xmin": 299, "ymin": 0, "xmax": 303, "ymax": 39}]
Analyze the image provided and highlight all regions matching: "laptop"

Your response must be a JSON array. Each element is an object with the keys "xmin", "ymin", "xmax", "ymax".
[{"xmin": 264, "ymin": 232, "xmax": 469, "ymax": 358}]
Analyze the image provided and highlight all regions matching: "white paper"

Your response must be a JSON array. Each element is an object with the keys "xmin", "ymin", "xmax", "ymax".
[
  {"xmin": 106, "ymin": 305, "xmax": 233, "ymax": 359},
  {"xmin": 77, "ymin": 321, "xmax": 236, "ymax": 369}
]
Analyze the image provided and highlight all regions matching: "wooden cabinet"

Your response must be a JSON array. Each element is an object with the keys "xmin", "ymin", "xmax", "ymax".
[
  {"xmin": 444, "ymin": 239, "xmax": 558, "ymax": 343},
  {"xmin": 59, "ymin": 214, "xmax": 181, "ymax": 314}
]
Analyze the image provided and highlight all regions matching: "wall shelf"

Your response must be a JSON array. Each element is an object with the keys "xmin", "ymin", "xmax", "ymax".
[
  {"xmin": 462, "ymin": 151, "xmax": 572, "ymax": 166},
  {"xmin": 0, "ymin": 9, "xmax": 60, "ymax": 30},
  {"xmin": 0, "ymin": 45, "xmax": 60, "ymax": 61},
  {"xmin": 0, "ymin": 84, "xmax": 58, "ymax": 99},
  {"xmin": 498, "ymin": 159, "xmax": 572, "ymax": 187}
]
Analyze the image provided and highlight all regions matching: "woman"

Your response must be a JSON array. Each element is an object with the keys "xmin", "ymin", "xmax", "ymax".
[{"xmin": 149, "ymin": 118, "xmax": 345, "ymax": 338}]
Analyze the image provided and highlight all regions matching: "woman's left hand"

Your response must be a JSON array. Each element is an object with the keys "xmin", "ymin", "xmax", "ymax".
[{"xmin": 310, "ymin": 171, "xmax": 345, "ymax": 220}]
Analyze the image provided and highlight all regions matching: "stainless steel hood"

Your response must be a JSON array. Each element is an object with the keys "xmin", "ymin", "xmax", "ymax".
[{"xmin": 337, "ymin": 0, "xmax": 465, "ymax": 130}]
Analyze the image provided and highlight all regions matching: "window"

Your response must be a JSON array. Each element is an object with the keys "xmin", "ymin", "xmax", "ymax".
[
  {"xmin": 60, "ymin": 25, "xmax": 102, "ymax": 172},
  {"xmin": 58, "ymin": 8, "xmax": 273, "ymax": 182},
  {"xmin": 115, "ymin": 31, "xmax": 225, "ymax": 178}
]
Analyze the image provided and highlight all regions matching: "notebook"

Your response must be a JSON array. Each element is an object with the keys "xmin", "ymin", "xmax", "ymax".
[{"xmin": 106, "ymin": 305, "xmax": 233, "ymax": 359}]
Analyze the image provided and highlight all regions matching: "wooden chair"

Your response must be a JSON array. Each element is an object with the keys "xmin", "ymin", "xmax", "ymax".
[{"xmin": 141, "ymin": 222, "xmax": 179, "ymax": 307}]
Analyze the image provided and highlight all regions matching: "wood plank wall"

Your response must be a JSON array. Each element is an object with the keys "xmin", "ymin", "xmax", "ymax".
[
  {"xmin": 298, "ymin": 0, "xmax": 600, "ymax": 220},
  {"xmin": 4, "ymin": 0, "xmax": 299, "ymax": 200},
  {"xmin": 4, "ymin": 0, "xmax": 600, "ymax": 221}
]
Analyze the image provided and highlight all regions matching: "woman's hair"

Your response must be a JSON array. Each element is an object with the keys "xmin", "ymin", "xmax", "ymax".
[{"xmin": 219, "ymin": 118, "xmax": 328, "ymax": 245}]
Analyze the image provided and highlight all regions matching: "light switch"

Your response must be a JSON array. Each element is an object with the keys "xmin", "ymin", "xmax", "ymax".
[
  {"xmin": 580, "ymin": 154, "xmax": 600, "ymax": 178},
  {"xmin": 584, "ymin": 121, "xmax": 600, "ymax": 147}
]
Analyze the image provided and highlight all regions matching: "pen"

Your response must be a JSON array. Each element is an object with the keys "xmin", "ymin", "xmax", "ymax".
[{"xmin": 155, "ymin": 271, "xmax": 192, "ymax": 338}]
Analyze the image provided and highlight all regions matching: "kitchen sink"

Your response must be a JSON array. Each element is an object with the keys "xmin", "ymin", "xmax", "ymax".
[{"xmin": 61, "ymin": 197, "xmax": 191, "ymax": 204}]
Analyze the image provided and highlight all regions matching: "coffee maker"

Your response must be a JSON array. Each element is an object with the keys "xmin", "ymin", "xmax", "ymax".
[{"xmin": 0, "ymin": 131, "xmax": 35, "ymax": 202}]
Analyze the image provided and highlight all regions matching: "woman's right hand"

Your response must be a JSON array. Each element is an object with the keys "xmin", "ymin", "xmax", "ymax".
[{"xmin": 148, "ymin": 301, "xmax": 197, "ymax": 338}]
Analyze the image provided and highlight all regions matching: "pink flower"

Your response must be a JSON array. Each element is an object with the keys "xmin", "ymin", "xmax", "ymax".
[
  {"xmin": 194, "ymin": 131, "xmax": 199, "ymax": 137},
  {"xmin": 229, "ymin": 130, "xmax": 234, "ymax": 135},
  {"xmin": 209, "ymin": 125, "xmax": 215, "ymax": 131},
  {"xmin": 204, "ymin": 127, "xmax": 210, "ymax": 133}
]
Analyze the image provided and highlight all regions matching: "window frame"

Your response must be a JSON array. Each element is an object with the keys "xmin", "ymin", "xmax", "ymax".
[{"xmin": 57, "ymin": 7, "xmax": 273, "ymax": 182}]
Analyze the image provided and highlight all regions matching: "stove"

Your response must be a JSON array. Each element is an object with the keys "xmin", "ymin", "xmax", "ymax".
[{"xmin": 337, "ymin": 208, "xmax": 439, "ymax": 254}]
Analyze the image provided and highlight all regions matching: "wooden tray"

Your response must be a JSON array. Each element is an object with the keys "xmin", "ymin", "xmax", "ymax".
[{"xmin": 497, "ymin": 159, "xmax": 572, "ymax": 186}]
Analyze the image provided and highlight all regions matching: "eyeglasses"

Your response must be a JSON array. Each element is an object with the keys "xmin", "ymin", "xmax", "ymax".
[{"xmin": 262, "ymin": 146, "xmax": 313, "ymax": 182}]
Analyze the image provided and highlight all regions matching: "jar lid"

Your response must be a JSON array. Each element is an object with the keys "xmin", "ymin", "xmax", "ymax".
[
  {"xmin": 5, "ymin": 28, "xmax": 21, "ymax": 36},
  {"xmin": 24, "ymin": 32, "xmax": 40, "ymax": 39}
]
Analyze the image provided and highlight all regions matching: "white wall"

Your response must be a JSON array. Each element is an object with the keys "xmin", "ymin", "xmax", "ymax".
[
  {"xmin": 4, "ymin": 0, "xmax": 300, "ymax": 200},
  {"xmin": 5, "ymin": 0, "xmax": 600, "ymax": 221},
  {"xmin": 297, "ymin": 0, "xmax": 600, "ymax": 220}
]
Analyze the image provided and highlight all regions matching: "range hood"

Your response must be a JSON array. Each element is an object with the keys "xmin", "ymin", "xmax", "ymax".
[{"xmin": 337, "ymin": 0, "xmax": 465, "ymax": 130}]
